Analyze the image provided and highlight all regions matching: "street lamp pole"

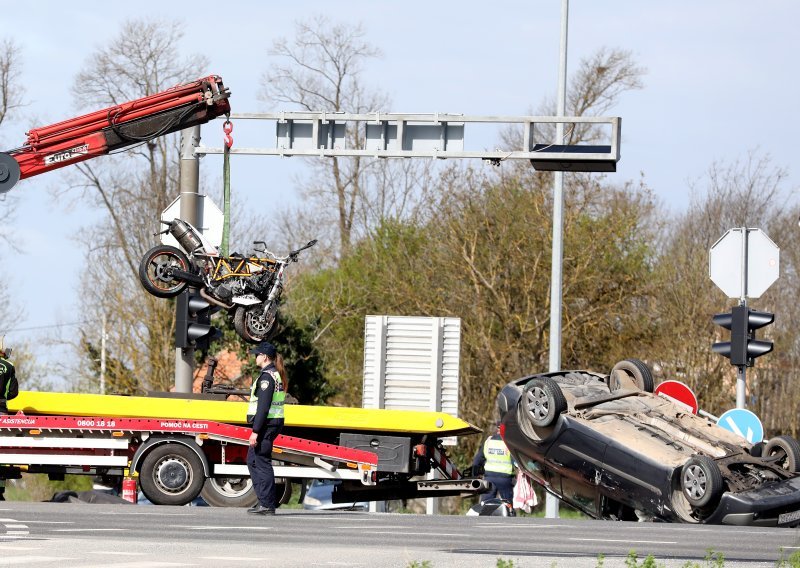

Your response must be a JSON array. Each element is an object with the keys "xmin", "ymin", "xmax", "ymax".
[{"xmin": 546, "ymin": 0, "xmax": 569, "ymax": 520}]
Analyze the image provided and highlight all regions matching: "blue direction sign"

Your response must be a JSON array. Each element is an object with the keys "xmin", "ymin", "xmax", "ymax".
[{"xmin": 717, "ymin": 408, "xmax": 764, "ymax": 443}]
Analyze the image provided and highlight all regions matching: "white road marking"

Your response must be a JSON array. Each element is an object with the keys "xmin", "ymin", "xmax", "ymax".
[
  {"xmin": 201, "ymin": 557, "xmax": 263, "ymax": 562},
  {"xmin": 87, "ymin": 551, "xmax": 148, "ymax": 556},
  {"xmin": 53, "ymin": 528, "xmax": 126, "ymax": 532},
  {"xmin": 474, "ymin": 523, "xmax": 563, "ymax": 528},
  {"xmin": 571, "ymin": 538, "xmax": 677, "ymax": 544},
  {"xmin": 175, "ymin": 525, "xmax": 273, "ymax": 531},
  {"xmin": 0, "ymin": 545, "xmax": 42, "ymax": 550},
  {"xmin": 70, "ymin": 563, "xmax": 192, "ymax": 568},
  {"xmin": 366, "ymin": 531, "xmax": 468, "ymax": 537},
  {"xmin": 0, "ymin": 556, "xmax": 71, "ymax": 565},
  {"xmin": 4, "ymin": 524, "xmax": 27, "ymax": 529}
]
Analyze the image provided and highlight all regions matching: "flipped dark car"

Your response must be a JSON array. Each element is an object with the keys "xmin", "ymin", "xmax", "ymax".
[{"xmin": 497, "ymin": 359, "xmax": 800, "ymax": 527}]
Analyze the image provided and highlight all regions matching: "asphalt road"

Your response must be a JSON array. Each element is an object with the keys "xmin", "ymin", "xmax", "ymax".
[{"xmin": 0, "ymin": 501, "xmax": 798, "ymax": 567}]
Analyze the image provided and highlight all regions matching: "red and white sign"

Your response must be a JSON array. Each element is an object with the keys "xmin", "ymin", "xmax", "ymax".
[{"xmin": 654, "ymin": 380, "xmax": 699, "ymax": 415}]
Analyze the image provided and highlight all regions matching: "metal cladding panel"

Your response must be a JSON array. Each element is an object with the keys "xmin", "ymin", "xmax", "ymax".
[{"xmin": 362, "ymin": 315, "xmax": 461, "ymax": 427}]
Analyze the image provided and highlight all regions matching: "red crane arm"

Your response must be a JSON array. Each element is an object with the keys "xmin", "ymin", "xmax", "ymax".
[{"xmin": 0, "ymin": 74, "xmax": 230, "ymax": 193}]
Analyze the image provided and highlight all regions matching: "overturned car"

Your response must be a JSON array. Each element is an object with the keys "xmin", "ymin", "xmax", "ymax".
[{"xmin": 497, "ymin": 359, "xmax": 800, "ymax": 527}]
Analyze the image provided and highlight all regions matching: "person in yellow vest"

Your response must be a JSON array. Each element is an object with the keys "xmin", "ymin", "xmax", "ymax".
[
  {"xmin": 0, "ymin": 337, "xmax": 18, "ymax": 501},
  {"xmin": 245, "ymin": 342, "xmax": 286, "ymax": 515},
  {"xmin": 472, "ymin": 422, "xmax": 515, "ymax": 503}
]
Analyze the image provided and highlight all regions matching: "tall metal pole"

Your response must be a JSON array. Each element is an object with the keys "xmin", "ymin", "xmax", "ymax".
[
  {"xmin": 737, "ymin": 227, "xmax": 748, "ymax": 409},
  {"xmin": 100, "ymin": 312, "xmax": 107, "ymax": 395},
  {"xmin": 546, "ymin": 0, "xmax": 569, "ymax": 520},
  {"xmin": 175, "ymin": 125, "xmax": 202, "ymax": 393}
]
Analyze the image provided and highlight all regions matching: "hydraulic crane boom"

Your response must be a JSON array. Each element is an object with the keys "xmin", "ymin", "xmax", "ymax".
[{"xmin": 0, "ymin": 74, "xmax": 230, "ymax": 193}]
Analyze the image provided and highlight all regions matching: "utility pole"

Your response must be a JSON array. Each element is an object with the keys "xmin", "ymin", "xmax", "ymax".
[
  {"xmin": 546, "ymin": 0, "xmax": 570, "ymax": 520},
  {"xmin": 100, "ymin": 313, "xmax": 107, "ymax": 395},
  {"xmin": 175, "ymin": 125, "xmax": 202, "ymax": 393}
]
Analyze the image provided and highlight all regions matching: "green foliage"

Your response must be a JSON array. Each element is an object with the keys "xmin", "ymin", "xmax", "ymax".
[
  {"xmin": 624, "ymin": 550, "xmax": 664, "ymax": 568},
  {"xmin": 79, "ymin": 334, "xmax": 142, "ymax": 395},
  {"xmin": 496, "ymin": 559, "xmax": 518, "ymax": 568},
  {"xmin": 777, "ymin": 549, "xmax": 800, "ymax": 568},
  {"xmin": 6, "ymin": 474, "xmax": 93, "ymax": 502},
  {"xmin": 407, "ymin": 561, "xmax": 432, "ymax": 568}
]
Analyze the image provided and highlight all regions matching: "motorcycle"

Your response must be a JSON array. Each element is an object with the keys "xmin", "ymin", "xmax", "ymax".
[{"xmin": 138, "ymin": 218, "xmax": 317, "ymax": 344}]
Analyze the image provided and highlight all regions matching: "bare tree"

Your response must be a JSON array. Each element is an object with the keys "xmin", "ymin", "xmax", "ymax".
[
  {"xmin": 63, "ymin": 19, "xmax": 208, "ymax": 393},
  {"xmin": 260, "ymin": 16, "xmax": 392, "ymax": 255},
  {"xmin": 0, "ymin": 37, "xmax": 25, "ymax": 332},
  {"xmin": 0, "ymin": 38, "xmax": 24, "ymax": 128}
]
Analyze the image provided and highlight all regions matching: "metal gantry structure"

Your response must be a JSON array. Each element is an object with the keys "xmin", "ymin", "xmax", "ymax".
[{"xmin": 193, "ymin": 111, "xmax": 620, "ymax": 172}]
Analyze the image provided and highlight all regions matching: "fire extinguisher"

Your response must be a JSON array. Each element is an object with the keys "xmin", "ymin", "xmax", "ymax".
[{"xmin": 122, "ymin": 477, "xmax": 138, "ymax": 504}]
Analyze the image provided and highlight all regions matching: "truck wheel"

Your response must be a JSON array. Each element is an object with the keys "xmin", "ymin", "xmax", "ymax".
[
  {"xmin": 139, "ymin": 443, "xmax": 205, "ymax": 506},
  {"xmin": 609, "ymin": 359, "xmax": 655, "ymax": 393},
  {"xmin": 200, "ymin": 477, "xmax": 258, "ymax": 508}
]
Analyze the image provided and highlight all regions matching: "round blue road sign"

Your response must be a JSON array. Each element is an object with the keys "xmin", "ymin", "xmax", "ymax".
[{"xmin": 717, "ymin": 408, "xmax": 764, "ymax": 443}]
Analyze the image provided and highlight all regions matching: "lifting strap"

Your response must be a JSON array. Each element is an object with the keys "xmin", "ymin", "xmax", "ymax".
[{"xmin": 221, "ymin": 118, "xmax": 233, "ymax": 256}]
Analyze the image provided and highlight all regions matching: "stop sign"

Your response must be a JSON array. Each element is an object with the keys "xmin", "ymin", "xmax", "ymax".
[
  {"xmin": 709, "ymin": 228, "xmax": 779, "ymax": 299},
  {"xmin": 654, "ymin": 380, "xmax": 698, "ymax": 414}
]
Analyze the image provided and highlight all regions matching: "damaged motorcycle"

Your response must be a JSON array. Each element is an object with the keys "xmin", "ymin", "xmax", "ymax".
[{"xmin": 138, "ymin": 218, "xmax": 317, "ymax": 343}]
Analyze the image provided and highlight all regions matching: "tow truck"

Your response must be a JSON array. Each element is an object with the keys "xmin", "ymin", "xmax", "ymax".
[
  {"xmin": 0, "ymin": 76, "xmax": 486, "ymax": 507},
  {"xmin": 5, "ymin": 390, "xmax": 483, "ymax": 507}
]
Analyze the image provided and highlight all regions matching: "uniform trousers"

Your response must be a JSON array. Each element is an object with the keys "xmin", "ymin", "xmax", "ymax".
[
  {"xmin": 247, "ymin": 424, "xmax": 283, "ymax": 508},
  {"xmin": 482, "ymin": 472, "xmax": 514, "ymax": 503}
]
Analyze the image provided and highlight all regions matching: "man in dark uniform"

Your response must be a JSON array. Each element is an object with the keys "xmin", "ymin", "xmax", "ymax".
[
  {"xmin": 245, "ymin": 342, "xmax": 285, "ymax": 515},
  {"xmin": 0, "ymin": 338, "xmax": 17, "ymax": 415},
  {"xmin": 0, "ymin": 338, "xmax": 18, "ymax": 501}
]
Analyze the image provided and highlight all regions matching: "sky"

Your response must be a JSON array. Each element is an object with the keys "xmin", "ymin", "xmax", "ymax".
[{"xmin": 1, "ymin": 1, "xmax": 798, "ymax": 387}]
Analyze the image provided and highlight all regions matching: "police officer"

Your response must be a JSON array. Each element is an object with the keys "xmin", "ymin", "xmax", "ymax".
[
  {"xmin": 245, "ymin": 342, "xmax": 286, "ymax": 515},
  {"xmin": 472, "ymin": 422, "xmax": 514, "ymax": 503},
  {"xmin": 0, "ymin": 337, "xmax": 17, "ymax": 416},
  {"xmin": 0, "ymin": 337, "xmax": 18, "ymax": 501}
]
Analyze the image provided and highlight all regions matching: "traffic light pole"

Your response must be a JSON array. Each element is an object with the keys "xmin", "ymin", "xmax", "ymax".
[
  {"xmin": 736, "ymin": 300, "xmax": 747, "ymax": 410},
  {"xmin": 175, "ymin": 126, "xmax": 202, "ymax": 393}
]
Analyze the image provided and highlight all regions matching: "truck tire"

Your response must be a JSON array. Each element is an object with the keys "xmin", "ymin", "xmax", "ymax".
[
  {"xmin": 139, "ymin": 443, "xmax": 206, "ymax": 506},
  {"xmin": 200, "ymin": 475, "xmax": 293, "ymax": 508},
  {"xmin": 200, "ymin": 477, "xmax": 258, "ymax": 508}
]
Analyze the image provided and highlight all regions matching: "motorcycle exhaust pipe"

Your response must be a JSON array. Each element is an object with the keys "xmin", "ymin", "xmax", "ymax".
[
  {"xmin": 168, "ymin": 218, "xmax": 203, "ymax": 254},
  {"xmin": 199, "ymin": 288, "xmax": 234, "ymax": 310}
]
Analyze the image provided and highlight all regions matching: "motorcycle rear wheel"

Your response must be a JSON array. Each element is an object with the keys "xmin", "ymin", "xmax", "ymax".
[
  {"xmin": 234, "ymin": 302, "xmax": 278, "ymax": 344},
  {"xmin": 139, "ymin": 245, "xmax": 190, "ymax": 298}
]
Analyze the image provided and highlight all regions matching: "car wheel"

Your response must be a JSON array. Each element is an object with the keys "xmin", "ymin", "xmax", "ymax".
[
  {"xmin": 609, "ymin": 358, "xmax": 655, "ymax": 393},
  {"xmin": 763, "ymin": 435, "xmax": 800, "ymax": 472},
  {"xmin": 681, "ymin": 455, "xmax": 724, "ymax": 509},
  {"xmin": 522, "ymin": 377, "xmax": 567, "ymax": 428}
]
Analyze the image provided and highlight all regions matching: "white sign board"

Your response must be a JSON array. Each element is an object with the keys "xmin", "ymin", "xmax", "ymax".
[
  {"xmin": 362, "ymin": 315, "xmax": 461, "ymax": 444},
  {"xmin": 709, "ymin": 228, "xmax": 779, "ymax": 299},
  {"xmin": 160, "ymin": 195, "xmax": 224, "ymax": 249}
]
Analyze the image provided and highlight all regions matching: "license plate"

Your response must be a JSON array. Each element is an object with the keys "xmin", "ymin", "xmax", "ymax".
[{"xmin": 778, "ymin": 509, "xmax": 800, "ymax": 526}]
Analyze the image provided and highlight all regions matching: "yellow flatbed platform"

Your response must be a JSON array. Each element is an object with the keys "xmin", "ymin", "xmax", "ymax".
[{"xmin": 8, "ymin": 391, "xmax": 479, "ymax": 437}]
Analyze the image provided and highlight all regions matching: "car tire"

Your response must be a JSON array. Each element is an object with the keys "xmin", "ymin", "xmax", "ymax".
[
  {"xmin": 522, "ymin": 377, "xmax": 567, "ymax": 428},
  {"xmin": 763, "ymin": 435, "xmax": 800, "ymax": 472},
  {"xmin": 609, "ymin": 358, "xmax": 655, "ymax": 393},
  {"xmin": 681, "ymin": 455, "xmax": 724, "ymax": 509}
]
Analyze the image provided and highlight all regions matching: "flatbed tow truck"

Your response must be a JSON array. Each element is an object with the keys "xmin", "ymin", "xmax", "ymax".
[
  {"xmin": 4, "ymin": 391, "xmax": 485, "ymax": 508},
  {"xmin": 0, "ymin": 75, "xmax": 487, "ymax": 508}
]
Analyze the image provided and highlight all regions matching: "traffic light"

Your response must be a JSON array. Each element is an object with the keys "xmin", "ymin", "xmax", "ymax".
[
  {"xmin": 712, "ymin": 305, "xmax": 774, "ymax": 367},
  {"xmin": 175, "ymin": 289, "xmax": 220, "ymax": 350}
]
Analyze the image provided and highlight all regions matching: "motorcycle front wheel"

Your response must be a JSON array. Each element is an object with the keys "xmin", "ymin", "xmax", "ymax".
[
  {"xmin": 139, "ymin": 245, "xmax": 190, "ymax": 298},
  {"xmin": 234, "ymin": 302, "xmax": 278, "ymax": 344}
]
